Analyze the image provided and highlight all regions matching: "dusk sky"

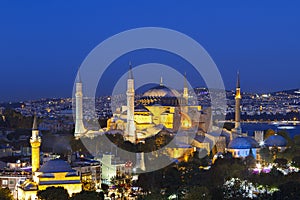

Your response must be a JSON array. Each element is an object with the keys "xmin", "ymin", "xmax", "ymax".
[{"xmin": 0, "ymin": 1, "xmax": 300, "ymax": 102}]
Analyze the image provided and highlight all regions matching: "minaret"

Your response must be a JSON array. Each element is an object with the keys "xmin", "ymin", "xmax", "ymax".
[
  {"xmin": 160, "ymin": 76, "xmax": 163, "ymax": 86},
  {"xmin": 30, "ymin": 115, "xmax": 41, "ymax": 173},
  {"xmin": 125, "ymin": 62, "xmax": 136, "ymax": 143},
  {"xmin": 74, "ymin": 73, "xmax": 86, "ymax": 138},
  {"xmin": 183, "ymin": 72, "xmax": 189, "ymax": 105},
  {"xmin": 135, "ymin": 152, "xmax": 146, "ymax": 171},
  {"xmin": 233, "ymin": 71, "xmax": 242, "ymax": 134}
]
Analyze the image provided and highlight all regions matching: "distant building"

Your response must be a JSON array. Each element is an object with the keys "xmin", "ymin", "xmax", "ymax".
[
  {"xmin": 0, "ymin": 144, "xmax": 13, "ymax": 158},
  {"xmin": 72, "ymin": 158, "xmax": 102, "ymax": 190},
  {"xmin": 100, "ymin": 154, "xmax": 126, "ymax": 185},
  {"xmin": 17, "ymin": 117, "xmax": 82, "ymax": 200},
  {"xmin": 0, "ymin": 174, "xmax": 29, "ymax": 199}
]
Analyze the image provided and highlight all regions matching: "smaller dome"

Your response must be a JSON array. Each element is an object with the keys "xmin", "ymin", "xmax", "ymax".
[
  {"xmin": 264, "ymin": 134, "xmax": 287, "ymax": 147},
  {"xmin": 39, "ymin": 159, "xmax": 75, "ymax": 173},
  {"xmin": 228, "ymin": 136, "xmax": 259, "ymax": 149}
]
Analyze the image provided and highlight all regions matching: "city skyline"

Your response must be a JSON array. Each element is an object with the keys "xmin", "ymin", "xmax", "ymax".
[{"xmin": 1, "ymin": 1, "xmax": 300, "ymax": 101}]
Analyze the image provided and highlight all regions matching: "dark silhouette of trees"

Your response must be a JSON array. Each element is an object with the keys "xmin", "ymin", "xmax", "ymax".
[
  {"xmin": 292, "ymin": 156, "xmax": 300, "ymax": 167},
  {"xmin": 71, "ymin": 190, "xmax": 104, "ymax": 200},
  {"xmin": 274, "ymin": 158, "xmax": 288, "ymax": 168},
  {"xmin": 273, "ymin": 181, "xmax": 300, "ymax": 200},
  {"xmin": 0, "ymin": 188, "xmax": 14, "ymax": 200},
  {"xmin": 184, "ymin": 186, "xmax": 211, "ymax": 200},
  {"xmin": 37, "ymin": 186, "xmax": 69, "ymax": 200}
]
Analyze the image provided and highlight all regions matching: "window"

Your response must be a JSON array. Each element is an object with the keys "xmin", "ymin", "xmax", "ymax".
[{"xmin": 2, "ymin": 179, "xmax": 8, "ymax": 185}]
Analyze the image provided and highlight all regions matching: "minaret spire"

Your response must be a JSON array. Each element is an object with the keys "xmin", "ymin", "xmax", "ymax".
[
  {"xmin": 233, "ymin": 70, "xmax": 242, "ymax": 135},
  {"xmin": 128, "ymin": 61, "xmax": 133, "ymax": 79},
  {"xmin": 236, "ymin": 70, "xmax": 240, "ymax": 88},
  {"xmin": 30, "ymin": 115, "xmax": 41, "ymax": 173},
  {"xmin": 183, "ymin": 72, "xmax": 189, "ymax": 107},
  {"xmin": 77, "ymin": 71, "xmax": 82, "ymax": 83},
  {"xmin": 184, "ymin": 72, "xmax": 188, "ymax": 88},
  {"xmin": 32, "ymin": 114, "xmax": 38, "ymax": 130},
  {"xmin": 160, "ymin": 76, "xmax": 163, "ymax": 86},
  {"xmin": 74, "ymin": 72, "xmax": 86, "ymax": 138},
  {"xmin": 125, "ymin": 62, "xmax": 136, "ymax": 143}
]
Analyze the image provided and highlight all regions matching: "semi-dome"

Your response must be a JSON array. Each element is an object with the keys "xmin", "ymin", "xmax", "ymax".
[
  {"xmin": 143, "ymin": 85, "xmax": 180, "ymax": 98},
  {"xmin": 39, "ymin": 159, "xmax": 75, "ymax": 173},
  {"xmin": 228, "ymin": 136, "xmax": 259, "ymax": 149},
  {"xmin": 264, "ymin": 134, "xmax": 287, "ymax": 147},
  {"xmin": 134, "ymin": 104, "xmax": 150, "ymax": 112}
]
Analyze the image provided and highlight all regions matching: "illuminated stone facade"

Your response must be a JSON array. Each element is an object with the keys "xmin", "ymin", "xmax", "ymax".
[{"xmin": 17, "ymin": 119, "xmax": 82, "ymax": 200}]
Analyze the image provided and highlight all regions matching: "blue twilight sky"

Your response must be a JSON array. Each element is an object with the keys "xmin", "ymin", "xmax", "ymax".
[{"xmin": 0, "ymin": 0, "xmax": 300, "ymax": 102}]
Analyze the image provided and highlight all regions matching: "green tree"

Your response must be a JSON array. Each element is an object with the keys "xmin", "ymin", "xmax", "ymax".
[
  {"xmin": 259, "ymin": 147, "xmax": 273, "ymax": 163},
  {"xmin": 273, "ymin": 181, "xmax": 300, "ymax": 199},
  {"xmin": 211, "ymin": 187, "xmax": 224, "ymax": 200},
  {"xmin": 71, "ymin": 191, "xmax": 104, "ymax": 200},
  {"xmin": 37, "ymin": 186, "xmax": 69, "ymax": 200},
  {"xmin": 162, "ymin": 167, "xmax": 181, "ymax": 195},
  {"xmin": 184, "ymin": 186, "xmax": 211, "ymax": 200},
  {"xmin": 135, "ymin": 169, "xmax": 164, "ymax": 194},
  {"xmin": 0, "ymin": 188, "xmax": 14, "ymax": 200},
  {"xmin": 292, "ymin": 156, "xmax": 300, "ymax": 168},
  {"xmin": 274, "ymin": 158, "xmax": 288, "ymax": 168},
  {"xmin": 294, "ymin": 135, "xmax": 300, "ymax": 146},
  {"xmin": 101, "ymin": 183, "xmax": 109, "ymax": 193},
  {"xmin": 141, "ymin": 192, "xmax": 166, "ymax": 200},
  {"xmin": 277, "ymin": 130, "xmax": 292, "ymax": 146},
  {"xmin": 223, "ymin": 122, "xmax": 234, "ymax": 131}
]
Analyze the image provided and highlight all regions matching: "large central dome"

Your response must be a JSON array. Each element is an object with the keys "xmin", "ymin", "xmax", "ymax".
[{"xmin": 143, "ymin": 85, "xmax": 180, "ymax": 98}]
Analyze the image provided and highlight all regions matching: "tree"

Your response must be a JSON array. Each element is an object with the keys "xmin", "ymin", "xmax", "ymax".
[
  {"xmin": 141, "ymin": 192, "xmax": 166, "ymax": 200},
  {"xmin": 135, "ymin": 169, "xmax": 164, "ymax": 194},
  {"xmin": 273, "ymin": 181, "xmax": 300, "ymax": 199},
  {"xmin": 277, "ymin": 130, "xmax": 292, "ymax": 146},
  {"xmin": 292, "ymin": 156, "xmax": 300, "ymax": 168},
  {"xmin": 274, "ymin": 158, "xmax": 288, "ymax": 168},
  {"xmin": 101, "ymin": 183, "xmax": 109, "ymax": 192},
  {"xmin": 259, "ymin": 148, "xmax": 273, "ymax": 163},
  {"xmin": 162, "ymin": 167, "xmax": 182, "ymax": 195},
  {"xmin": 223, "ymin": 122, "xmax": 234, "ymax": 131},
  {"xmin": 294, "ymin": 135, "xmax": 300, "ymax": 146},
  {"xmin": 244, "ymin": 155, "xmax": 256, "ymax": 168},
  {"xmin": 265, "ymin": 129, "xmax": 275, "ymax": 139},
  {"xmin": 37, "ymin": 186, "xmax": 69, "ymax": 200},
  {"xmin": 0, "ymin": 188, "xmax": 14, "ymax": 200},
  {"xmin": 71, "ymin": 191, "xmax": 104, "ymax": 200},
  {"xmin": 184, "ymin": 186, "xmax": 211, "ymax": 200},
  {"xmin": 211, "ymin": 187, "xmax": 224, "ymax": 200}
]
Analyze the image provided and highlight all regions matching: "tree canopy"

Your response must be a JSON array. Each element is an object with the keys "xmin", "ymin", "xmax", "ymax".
[
  {"xmin": 37, "ymin": 186, "xmax": 69, "ymax": 200},
  {"xmin": 0, "ymin": 188, "xmax": 14, "ymax": 200}
]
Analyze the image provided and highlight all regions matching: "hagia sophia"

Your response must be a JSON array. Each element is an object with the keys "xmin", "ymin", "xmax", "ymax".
[
  {"xmin": 106, "ymin": 67, "xmax": 204, "ymax": 142},
  {"xmin": 15, "ymin": 64, "xmax": 289, "ymax": 200},
  {"xmin": 74, "ymin": 64, "xmax": 288, "ymax": 164}
]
